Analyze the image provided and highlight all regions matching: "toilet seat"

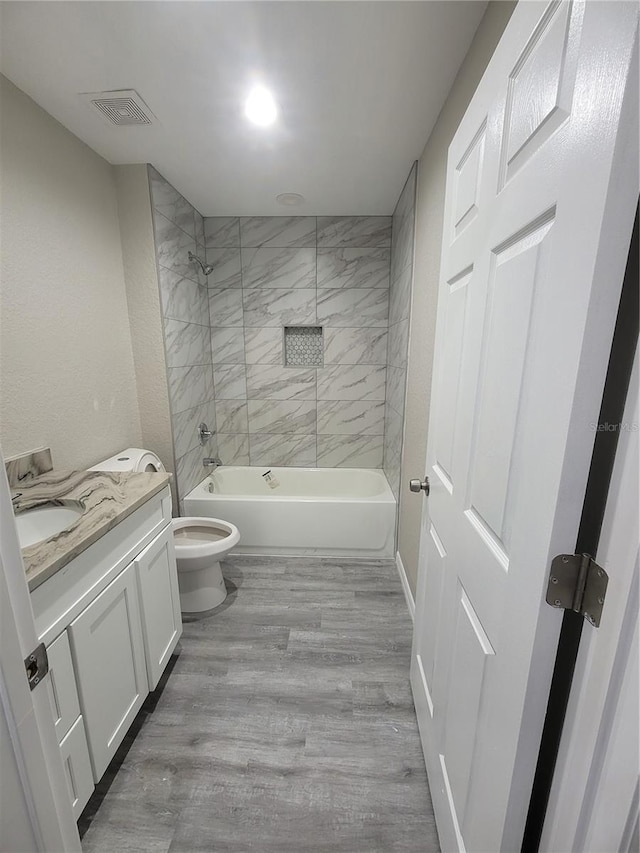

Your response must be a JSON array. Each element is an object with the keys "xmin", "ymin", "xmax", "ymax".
[{"xmin": 172, "ymin": 517, "xmax": 240, "ymax": 567}]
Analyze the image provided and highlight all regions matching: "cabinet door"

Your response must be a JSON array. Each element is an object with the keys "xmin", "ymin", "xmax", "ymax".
[
  {"xmin": 134, "ymin": 524, "xmax": 182, "ymax": 690},
  {"xmin": 45, "ymin": 630, "xmax": 80, "ymax": 743},
  {"xmin": 59, "ymin": 716, "xmax": 94, "ymax": 820},
  {"xmin": 69, "ymin": 562, "xmax": 148, "ymax": 781}
]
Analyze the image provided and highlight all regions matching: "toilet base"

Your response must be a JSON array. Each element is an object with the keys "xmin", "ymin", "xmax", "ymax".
[{"xmin": 177, "ymin": 560, "xmax": 227, "ymax": 613}]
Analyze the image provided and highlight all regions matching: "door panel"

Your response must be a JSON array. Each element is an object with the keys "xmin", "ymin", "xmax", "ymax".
[{"xmin": 411, "ymin": 2, "xmax": 639, "ymax": 851}]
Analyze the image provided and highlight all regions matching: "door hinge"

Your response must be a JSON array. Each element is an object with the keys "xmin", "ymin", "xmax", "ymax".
[
  {"xmin": 24, "ymin": 642, "xmax": 48, "ymax": 690},
  {"xmin": 546, "ymin": 553, "xmax": 608, "ymax": 627}
]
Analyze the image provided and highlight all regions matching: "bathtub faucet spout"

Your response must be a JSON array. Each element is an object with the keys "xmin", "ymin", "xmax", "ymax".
[{"xmin": 203, "ymin": 457, "xmax": 222, "ymax": 470}]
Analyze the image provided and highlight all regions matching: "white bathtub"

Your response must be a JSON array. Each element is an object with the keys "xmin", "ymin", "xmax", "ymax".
[{"xmin": 183, "ymin": 466, "xmax": 396, "ymax": 558}]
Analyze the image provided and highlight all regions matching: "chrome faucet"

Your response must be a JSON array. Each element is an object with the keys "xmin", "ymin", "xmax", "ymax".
[{"xmin": 203, "ymin": 457, "xmax": 222, "ymax": 470}]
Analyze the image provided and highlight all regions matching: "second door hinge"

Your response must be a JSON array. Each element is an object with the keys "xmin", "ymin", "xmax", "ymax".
[{"xmin": 546, "ymin": 553, "xmax": 608, "ymax": 627}]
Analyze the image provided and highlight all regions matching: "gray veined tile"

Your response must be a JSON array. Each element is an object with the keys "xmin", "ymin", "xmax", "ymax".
[
  {"xmin": 241, "ymin": 248, "xmax": 316, "ymax": 289},
  {"xmin": 217, "ymin": 433, "xmax": 250, "ymax": 465},
  {"xmin": 249, "ymin": 434, "xmax": 316, "ymax": 466},
  {"xmin": 148, "ymin": 166, "xmax": 196, "ymax": 237},
  {"xmin": 317, "ymin": 289, "xmax": 388, "ymax": 328},
  {"xmin": 317, "ymin": 216, "xmax": 392, "ymax": 248},
  {"xmin": 215, "ymin": 400, "xmax": 248, "ymax": 434},
  {"xmin": 164, "ymin": 318, "xmax": 211, "ymax": 368},
  {"xmin": 317, "ymin": 365, "xmax": 386, "ymax": 401},
  {"xmin": 248, "ymin": 400, "xmax": 316, "ymax": 434},
  {"xmin": 210, "ymin": 327, "xmax": 245, "ymax": 364},
  {"xmin": 172, "ymin": 400, "xmax": 216, "ymax": 460},
  {"xmin": 389, "ymin": 261, "xmax": 413, "ymax": 326},
  {"xmin": 243, "ymin": 289, "xmax": 316, "ymax": 328},
  {"xmin": 385, "ymin": 365, "xmax": 407, "ymax": 416},
  {"xmin": 203, "ymin": 216, "xmax": 240, "ymax": 248},
  {"xmin": 387, "ymin": 318, "xmax": 410, "ymax": 370},
  {"xmin": 208, "ymin": 288, "xmax": 244, "ymax": 326},
  {"xmin": 384, "ymin": 405, "xmax": 404, "ymax": 457},
  {"xmin": 317, "ymin": 248, "xmax": 390, "ymax": 289},
  {"xmin": 153, "ymin": 212, "xmax": 197, "ymax": 282},
  {"xmin": 240, "ymin": 216, "xmax": 316, "ymax": 248},
  {"xmin": 317, "ymin": 434, "xmax": 384, "ymax": 468},
  {"xmin": 244, "ymin": 327, "xmax": 283, "ymax": 365},
  {"xmin": 194, "ymin": 209, "xmax": 205, "ymax": 247},
  {"xmin": 158, "ymin": 266, "xmax": 209, "ymax": 326},
  {"xmin": 175, "ymin": 445, "xmax": 207, "ymax": 500},
  {"xmin": 213, "ymin": 364, "xmax": 247, "ymax": 400},
  {"xmin": 323, "ymin": 327, "xmax": 388, "ymax": 365},
  {"xmin": 167, "ymin": 365, "xmax": 214, "ymax": 414},
  {"xmin": 246, "ymin": 365, "xmax": 316, "ymax": 400},
  {"xmin": 391, "ymin": 164, "xmax": 416, "ymax": 255},
  {"xmin": 205, "ymin": 248, "xmax": 242, "ymax": 289},
  {"xmin": 317, "ymin": 400, "xmax": 385, "ymax": 435}
]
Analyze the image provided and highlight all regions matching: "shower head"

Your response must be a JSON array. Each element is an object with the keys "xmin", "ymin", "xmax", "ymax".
[{"xmin": 188, "ymin": 251, "xmax": 214, "ymax": 276}]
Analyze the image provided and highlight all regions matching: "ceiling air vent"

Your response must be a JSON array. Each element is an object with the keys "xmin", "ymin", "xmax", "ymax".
[{"xmin": 79, "ymin": 89, "xmax": 155, "ymax": 126}]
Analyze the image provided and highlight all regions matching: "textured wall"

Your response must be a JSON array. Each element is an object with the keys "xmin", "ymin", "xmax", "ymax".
[
  {"xmin": 204, "ymin": 216, "xmax": 392, "ymax": 468},
  {"xmin": 0, "ymin": 76, "xmax": 142, "ymax": 469},
  {"xmin": 383, "ymin": 164, "xmax": 417, "ymax": 501},
  {"xmin": 147, "ymin": 167, "xmax": 216, "ymax": 504},
  {"xmin": 398, "ymin": 2, "xmax": 516, "ymax": 595},
  {"xmin": 115, "ymin": 165, "xmax": 174, "ymax": 479}
]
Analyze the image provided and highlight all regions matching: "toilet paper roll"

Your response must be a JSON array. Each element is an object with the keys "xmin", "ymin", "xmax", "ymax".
[{"xmin": 89, "ymin": 447, "xmax": 165, "ymax": 473}]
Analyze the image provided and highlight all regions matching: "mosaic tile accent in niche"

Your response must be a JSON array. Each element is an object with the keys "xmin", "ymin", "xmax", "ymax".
[{"xmin": 284, "ymin": 326, "xmax": 324, "ymax": 367}]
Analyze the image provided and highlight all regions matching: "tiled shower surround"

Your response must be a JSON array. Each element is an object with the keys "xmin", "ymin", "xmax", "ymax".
[
  {"xmin": 204, "ymin": 214, "xmax": 393, "ymax": 470},
  {"xmin": 148, "ymin": 165, "xmax": 416, "ymax": 505},
  {"xmin": 148, "ymin": 166, "xmax": 218, "ymax": 502},
  {"xmin": 383, "ymin": 164, "xmax": 417, "ymax": 500}
]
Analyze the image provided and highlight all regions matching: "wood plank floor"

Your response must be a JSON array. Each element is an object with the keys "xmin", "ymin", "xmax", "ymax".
[{"xmin": 79, "ymin": 557, "xmax": 440, "ymax": 853}]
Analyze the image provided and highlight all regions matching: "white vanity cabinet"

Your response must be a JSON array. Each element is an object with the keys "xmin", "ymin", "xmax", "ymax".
[
  {"xmin": 134, "ymin": 524, "xmax": 182, "ymax": 690},
  {"xmin": 44, "ymin": 630, "xmax": 94, "ymax": 819},
  {"xmin": 31, "ymin": 485, "xmax": 181, "ymax": 817},
  {"xmin": 69, "ymin": 562, "xmax": 149, "ymax": 781}
]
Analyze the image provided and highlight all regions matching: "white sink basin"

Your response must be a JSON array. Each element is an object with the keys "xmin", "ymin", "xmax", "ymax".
[{"xmin": 15, "ymin": 504, "xmax": 83, "ymax": 549}]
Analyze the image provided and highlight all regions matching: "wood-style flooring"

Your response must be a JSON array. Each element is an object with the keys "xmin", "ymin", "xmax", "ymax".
[{"xmin": 79, "ymin": 557, "xmax": 440, "ymax": 852}]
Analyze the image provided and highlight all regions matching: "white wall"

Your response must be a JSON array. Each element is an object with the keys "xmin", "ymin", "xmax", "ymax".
[
  {"xmin": 398, "ymin": 2, "xmax": 516, "ymax": 594},
  {"xmin": 0, "ymin": 76, "xmax": 142, "ymax": 469}
]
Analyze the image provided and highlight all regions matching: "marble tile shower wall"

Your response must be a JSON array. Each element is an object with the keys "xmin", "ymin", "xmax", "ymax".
[
  {"xmin": 383, "ymin": 163, "xmax": 417, "ymax": 501},
  {"xmin": 148, "ymin": 167, "xmax": 217, "ymax": 502},
  {"xmin": 203, "ymin": 215, "xmax": 392, "ymax": 468}
]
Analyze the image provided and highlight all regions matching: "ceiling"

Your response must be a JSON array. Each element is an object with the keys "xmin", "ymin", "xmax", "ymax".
[{"xmin": 0, "ymin": 1, "xmax": 487, "ymax": 216}]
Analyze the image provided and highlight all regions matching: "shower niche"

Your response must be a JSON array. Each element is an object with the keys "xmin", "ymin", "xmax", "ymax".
[{"xmin": 284, "ymin": 326, "xmax": 324, "ymax": 367}]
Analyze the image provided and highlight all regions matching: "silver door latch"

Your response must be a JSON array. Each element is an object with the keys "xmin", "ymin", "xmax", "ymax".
[{"xmin": 24, "ymin": 643, "xmax": 48, "ymax": 690}]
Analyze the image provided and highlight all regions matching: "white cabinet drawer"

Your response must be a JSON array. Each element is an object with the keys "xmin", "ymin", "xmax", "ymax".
[
  {"xmin": 59, "ymin": 716, "xmax": 94, "ymax": 820},
  {"xmin": 135, "ymin": 525, "xmax": 182, "ymax": 690},
  {"xmin": 69, "ymin": 562, "xmax": 148, "ymax": 781},
  {"xmin": 45, "ymin": 630, "xmax": 80, "ymax": 743}
]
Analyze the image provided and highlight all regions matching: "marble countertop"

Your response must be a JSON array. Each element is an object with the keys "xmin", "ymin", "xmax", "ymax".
[{"xmin": 13, "ymin": 469, "xmax": 171, "ymax": 592}]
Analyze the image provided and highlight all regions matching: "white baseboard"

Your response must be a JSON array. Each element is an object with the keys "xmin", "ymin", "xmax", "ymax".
[{"xmin": 395, "ymin": 551, "xmax": 415, "ymax": 621}]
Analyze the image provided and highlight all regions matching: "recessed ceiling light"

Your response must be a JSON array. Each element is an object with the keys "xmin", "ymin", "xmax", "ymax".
[
  {"xmin": 276, "ymin": 193, "xmax": 305, "ymax": 206},
  {"xmin": 245, "ymin": 86, "xmax": 277, "ymax": 126}
]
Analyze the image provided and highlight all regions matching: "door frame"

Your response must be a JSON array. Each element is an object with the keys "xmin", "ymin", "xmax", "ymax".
[
  {"xmin": 0, "ymin": 444, "xmax": 81, "ymax": 852},
  {"xmin": 524, "ymin": 204, "xmax": 639, "ymax": 851}
]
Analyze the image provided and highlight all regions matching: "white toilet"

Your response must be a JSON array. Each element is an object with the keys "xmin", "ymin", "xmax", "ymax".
[
  {"xmin": 172, "ymin": 517, "xmax": 240, "ymax": 612},
  {"xmin": 91, "ymin": 448, "xmax": 240, "ymax": 615}
]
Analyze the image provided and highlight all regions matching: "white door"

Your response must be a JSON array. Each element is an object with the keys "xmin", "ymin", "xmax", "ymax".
[
  {"xmin": 0, "ymin": 448, "xmax": 82, "ymax": 852},
  {"xmin": 410, "ymin": 2, "xmax": 639, "ymax": 851},
  {"xmin": 541, "ymin": 348, "xmax": 639, "ymax": 853},
  {"xmin": 134, "ymin": 524, "xmax": 182, "ymax": 690},
  {"xmin": 69, "ymin": 561, "xmax": 149, "ymax": 781}
]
